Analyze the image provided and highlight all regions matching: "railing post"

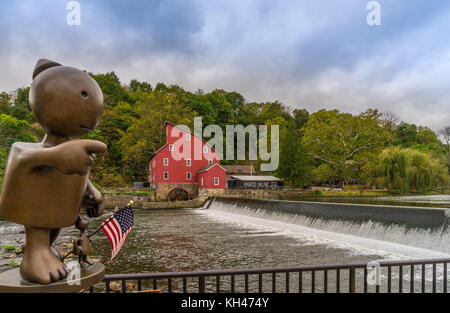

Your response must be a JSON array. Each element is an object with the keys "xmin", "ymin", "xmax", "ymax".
[
  {"xmin": 285, "ymin": 272, "xmax": 290, "ymax": 293},
  {"xmin": 432, "ymin": 263, "xmax": 436, "ymax": 293},
  {"xmin": 349, "ymin": 268, "xmax": 355, "ymax": 293},
  {"xmin": 199, "ymin": 276, "xmax": 205, "ymax": 293},
  {"xmin": 444, "ymin": 263, "xmax": 448, "ymax": 293}
]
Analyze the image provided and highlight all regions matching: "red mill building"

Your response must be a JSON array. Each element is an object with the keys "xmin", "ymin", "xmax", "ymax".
[{"xmin": 148, "ymin": 122, "xmax": 226, "ymax": 200}]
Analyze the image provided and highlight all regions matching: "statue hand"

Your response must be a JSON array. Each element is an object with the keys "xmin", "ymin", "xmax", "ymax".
[
  {"xmin": 85, "ymin": 199, "xmax": 104, "ymax": 218},
  {"xmin": 82, "ymin": 180, "xmax": 105, "ymax": 218},
  {"xmin": 53, "ymin": 140, "xmax": 107, "ymax": 175}
]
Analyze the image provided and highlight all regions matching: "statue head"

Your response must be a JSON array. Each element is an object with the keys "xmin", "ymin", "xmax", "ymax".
[{"xmin": 29, "ymin": 59, "xmax": 104, "ymax": 138}]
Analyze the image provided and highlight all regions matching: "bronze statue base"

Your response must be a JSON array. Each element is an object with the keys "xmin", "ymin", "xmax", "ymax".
[{"xmin": 0, "ymin": 262, "xmax": 104, "ymax": 293}]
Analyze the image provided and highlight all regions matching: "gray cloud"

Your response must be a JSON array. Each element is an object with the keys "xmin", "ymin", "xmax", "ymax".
[{"xmin": 0, "ymin": 0, "xmax": 449, "ymax": 130}]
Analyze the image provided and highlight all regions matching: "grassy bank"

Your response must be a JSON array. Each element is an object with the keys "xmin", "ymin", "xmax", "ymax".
[{"xmin": 98, "ymin": 186, "xmax": 155, "ymax": 195}]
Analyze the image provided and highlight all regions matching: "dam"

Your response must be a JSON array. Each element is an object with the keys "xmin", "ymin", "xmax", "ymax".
[{"xmin": 203, "ymin": 197, "xmax": 450, "ymax": 257}]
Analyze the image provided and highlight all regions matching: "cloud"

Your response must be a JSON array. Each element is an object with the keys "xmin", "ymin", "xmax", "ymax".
[{"xmin": 0, "ymin": 0, "xmax": 449, "ymax": 130}]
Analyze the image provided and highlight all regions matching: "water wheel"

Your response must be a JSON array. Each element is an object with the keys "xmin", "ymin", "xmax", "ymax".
[{"xmin": 167, "ymin": 188, "xmax": 190, "ymax": 201}]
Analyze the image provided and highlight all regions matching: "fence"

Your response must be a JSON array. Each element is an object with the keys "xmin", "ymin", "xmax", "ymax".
[{"xmin": 92, "ymin": 258, "xmax": 450, "ymax": 293}]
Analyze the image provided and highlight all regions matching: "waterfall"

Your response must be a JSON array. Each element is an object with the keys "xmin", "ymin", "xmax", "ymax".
[{"xmin": 205, "ymin": 198, "xmax": 450, "ymax": 256}]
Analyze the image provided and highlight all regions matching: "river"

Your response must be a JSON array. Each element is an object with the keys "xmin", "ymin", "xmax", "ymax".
[{"xmin": 0, "ymin": 195, "xmax": 449, "ymax": 292}]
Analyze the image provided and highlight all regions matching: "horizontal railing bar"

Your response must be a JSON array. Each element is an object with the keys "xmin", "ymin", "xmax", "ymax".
[{"xmin": 104, "ymin": 258, "xmax": 450, "ymax": 281}]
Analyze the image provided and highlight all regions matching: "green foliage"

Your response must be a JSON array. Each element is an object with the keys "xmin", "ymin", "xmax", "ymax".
[
  {"xmin": 0, "ymin": 114, "xmax": 37, "ymax": 150},
  {"xmin": 129, "ymin": 79, "xmax": 152, "ymax": 93},
  {"xmin": 90, "ymin": 72, "xmax": 129, "ymax": 106},
  {"xmin": 8, "ymin": 258, "xmax": 19, "ymax": 268},
  {"xmin": 276, "ymin": 120, "xmax": 312, "ymax": 186},
  {"xmin": 0, "ymin": 92, "xmax": 11, "ymax": 115},
  {"xmin": 377, "ymin": 147, "xmax": 448, "ymax": 194},
  {"xmin": 293, "ymin": 109, "xmax": 310, "ymax": 129},
  {"xmin": 0, "ymin": 71, "xmax": 448, "ymax": 195},
  {"xmin": 11, "ymin": 87, "xmax": 34, "ymax": 123},
  {"xmin": 0, "ymin": 149, "xmax": 8, "ymax": 188},
  {"xmin": 2, "ymin": 244, "xmax": 17, "ymax": 252},
  {"xmin": 0, "ymin": 114, "xmax": 37, "ymax": 189},
  {"xmin": 302, "ymin": 110, "xmax": 389, "ymax": 188}
]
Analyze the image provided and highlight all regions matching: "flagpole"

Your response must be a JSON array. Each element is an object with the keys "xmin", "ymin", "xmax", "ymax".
[{"xmin": 87, "ymin": 214, "xmax": 115, "ymax": 238}]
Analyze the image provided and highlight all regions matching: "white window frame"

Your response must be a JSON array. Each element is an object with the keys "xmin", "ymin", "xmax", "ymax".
[
  {"xmin": 186, "ymin": 133, "xmax": 191, "ymax": 141},
  {"xmin": 203, "ymin": 146, "xmax": 208, "ymax": 154},
  {"xmin": 186, "ymin": 159, "xmax": 191, "ymax": 167},
  {"xmin": 164, "ymin": 172, "xmax": 169, "ymax": 180},
  {"xmin": 208, "ymin": 159, "xmax": 213, "ymax": 165},
  {"xmin": 163, "ymin": 158, "xmax": 169, "ymax": 166},
  {"xmin": 169, "ymin": 144, "xmax": 174, "ymax": 151},
  {"xmin": 186, "ymin": 172, "xmax": 191, "ymax": 180},
  {"xmin": 214, "ymin": 177, "xmax": 219, "ymax": 186}
]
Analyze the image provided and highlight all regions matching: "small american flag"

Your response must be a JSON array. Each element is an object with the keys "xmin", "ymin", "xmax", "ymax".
[{"xmin": 100, "ymin": 204, "xmax": 134, "ymax": 261}]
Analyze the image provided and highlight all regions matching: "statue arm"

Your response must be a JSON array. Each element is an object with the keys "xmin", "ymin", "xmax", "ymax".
[
  {"xmin": 17, "ymin": 145, "xmax": 61, "ymax": 170},
  {"xmin": 16, "ymin": 140, "xmax": 106, "ymax": 175},
  {"xmin": 82, "ymin": 180, "xmax": 104, "ymax": 218}
]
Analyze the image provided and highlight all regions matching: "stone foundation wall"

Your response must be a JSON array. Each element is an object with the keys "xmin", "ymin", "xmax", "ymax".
[
  {"xmin": 142, "ymin": 198, "xmax": 206, "ymax": 209},
  {"xmin": 155, "ymin": 183, "xmax": 198, "ymax": 200},
  {"xmin": 198, "ymin": 188, "xmax": 225, "ymax": 198}
]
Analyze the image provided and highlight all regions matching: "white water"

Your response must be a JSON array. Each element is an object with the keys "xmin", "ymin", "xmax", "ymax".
[{"xmin": 201, "ymin": 200, "xmax": 450, "ymax": 260}]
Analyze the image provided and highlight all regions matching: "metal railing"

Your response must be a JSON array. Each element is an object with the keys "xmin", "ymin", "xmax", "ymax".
[{"xmin": 92, "ymin": 258, "xmax": 450, "ymax": 293}]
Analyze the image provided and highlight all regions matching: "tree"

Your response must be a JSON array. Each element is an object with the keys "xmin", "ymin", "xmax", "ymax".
[
  {"xmin": 394, "ymin": 123, "xmax": 418, "ymax": 147},
  {"xmin": 0, "ymin": 114, "xmax": 37, "ymax": 150},
  {"xmin": 0, "ymin": 92, "xmax": 11, "ymax": 115},
  {"xmin": 302, "ymin": 110, "xmax": 389, "ymax": 188},
  {"xmin": 276, "ymin": 120, "xmax": 312, "ymax": 186},
  {"xmin": 416, "ymin": 126, "xmax": 439, "ymax": 145},
  {"xmin": 439, "ymin": 126, "xmax": 450, "ymax": 150},
  {"xmin": 380, "ymin": 111, "xmax": 399, "ymax": 132},
  {"xmin": 0, "ymin": 149, "xmax": 8, "ymax": 189},
  {"xmin": 10, "ymin": 87, "xmax": 34, "ymax": 124},
  {"xmin": 293, "ymin": 109, "xmax": 309, "ymax": 129},
  {"xmin": 0, "ymin": 113, "xmax": 37, "ymax": 188},
  {"xmin": 206, "ymin": 90, "xmax": 236, "ymax": 128},
  {"xmin": 129, "ymin": 79, "xmax": 152, "ymax": 93},
  {"xmin": 91, "ymin": 72, "xmax": 129, "ymax": 106},
  {"xmin": 377, "ymin": 147, "xmax": 448, "ymax": 193},
  {"xmin": 120, "ymin": 90, "xmax": 196, "ymax": 182}
]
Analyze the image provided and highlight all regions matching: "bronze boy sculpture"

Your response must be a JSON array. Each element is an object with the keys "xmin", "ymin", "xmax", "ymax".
[{"xmin": 0, "ymin": 59, "xmax": 106, "ymax": 284}]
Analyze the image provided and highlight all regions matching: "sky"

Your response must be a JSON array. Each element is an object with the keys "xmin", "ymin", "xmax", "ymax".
[{"xmin": 0, "ymin": 0, "xmax": 449, "ymax": 130}]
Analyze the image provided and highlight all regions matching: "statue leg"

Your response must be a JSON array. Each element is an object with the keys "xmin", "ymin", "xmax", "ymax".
[
  {"xmin": 20, "ymin": 227, "xmax": 68, "ymax": 284},
  {"xmin": 49, "ymin": 228, "xmax": 63, "ymax": 261},
  {"xmin": 20, "ymin": 228, "xmax": 63, "ymax": 261}
]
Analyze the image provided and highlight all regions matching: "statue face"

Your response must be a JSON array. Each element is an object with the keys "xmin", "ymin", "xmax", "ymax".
[{"xmin": 29, "ymin": 66, "xmax": 104, "ymax": 138}]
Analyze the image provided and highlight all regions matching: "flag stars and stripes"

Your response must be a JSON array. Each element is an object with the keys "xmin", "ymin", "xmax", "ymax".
[{"xmin": 100, "ymin": 205, "xmax": 134, "ymax": 261}]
